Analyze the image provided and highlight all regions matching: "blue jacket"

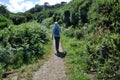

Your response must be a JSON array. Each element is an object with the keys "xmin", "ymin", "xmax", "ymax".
[{"xmin": 53, "ymin": 22, "xmax": 61, "ymax": 37}]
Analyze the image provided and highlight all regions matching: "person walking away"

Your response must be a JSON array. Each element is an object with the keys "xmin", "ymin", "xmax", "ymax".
[{"xmin": 52, "ymin": 22, "xmax": 61, "ymax": 53}]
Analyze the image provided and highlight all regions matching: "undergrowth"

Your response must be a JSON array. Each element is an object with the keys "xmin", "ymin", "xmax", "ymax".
[
  {"xmin": 62, "ymin": 35, "xmax": 89, "ymax": 80},
  {"xmin": 0, "ymin": 21, "xmax": 51, "ymax": 79},
  {"xmin": 62, "ymin": 26, "xmax": 120, "ymax": 80}
]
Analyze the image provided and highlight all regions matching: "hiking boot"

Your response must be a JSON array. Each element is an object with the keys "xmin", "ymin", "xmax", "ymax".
[{"xmin": 57, "ymin": 50, "xmax": 59, "ymax": 53}]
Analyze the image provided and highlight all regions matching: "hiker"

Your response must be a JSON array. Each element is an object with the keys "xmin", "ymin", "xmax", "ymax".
[{"xmin": 52, "ymin": 22, "xmax": 61, "ymax": 53}]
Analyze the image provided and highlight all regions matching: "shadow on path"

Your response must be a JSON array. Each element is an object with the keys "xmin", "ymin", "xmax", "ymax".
[{"xmin": 55, "ymin": 52, "xmax": 66, "ymax": 58}]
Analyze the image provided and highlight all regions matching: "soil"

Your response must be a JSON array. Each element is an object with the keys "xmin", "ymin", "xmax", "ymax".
[{"xmin": 32, "ymin": 40, "xmax": 67, "ymax": 80}]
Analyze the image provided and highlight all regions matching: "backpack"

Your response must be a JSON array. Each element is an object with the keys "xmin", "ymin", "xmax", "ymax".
[{"xmin": 54, "ymin": 27, "xmax": 60, "ymax": 35}]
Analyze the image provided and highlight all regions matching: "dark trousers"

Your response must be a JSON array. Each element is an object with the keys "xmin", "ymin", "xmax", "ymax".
[{"xmin": 54, "ymin": 37, "xmax": 60, "ymax": 52}]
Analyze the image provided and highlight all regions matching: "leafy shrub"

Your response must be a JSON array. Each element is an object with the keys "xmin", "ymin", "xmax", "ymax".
[
  {"xmin": 52, "ymin": 12, "xmax": 61, "ymax": 23},
  {"xmin": 64, "ymin": 27, "xmax": 75, "ymax": 37},
  {"xmin": 70, "ymin": 13, "xmax": 79, "ymax": 26},
  {"xmin": 10, "ymin": 14, "xmax": 26, "ymax": 25},
  {"xmin": 0, "ymin": 21, "xmax": 49, "ymax": 76},
  {"xmin": 0, "ymin": 15, "xmax": 12, "ymax": 29},
  {"xmin": 88, "ymin": 0, "xmax": 120, "ymax": 33},
  {"xmin": 63, "ymin": 27, "xmax": 120, "ymax": 79},
  {"xmin": 0, "ymin": 5, "xmax": 9, "ymax": 18},
  {"xmin": 37, "ymin": 10, "xmax": 54, "ymax": 23},
  {"xmin": 41, "ymin": 17, "xmax": 53, "ymax": 28},
  {"xmin": 23, "ymin": 12, "xmax": 34, "ymax": 22},
  {"xmin": 85, "ymin": 30, "xmax": 120, "ymax": 79},
  {"xmin": 59, "ymin": 0, "xmax": 120, "ymax": 80},
  {"xmin": 74, "ymin": 29, "xmax": 83, "ymax": 39},
  {"xmin": 0, "ymin": 64, "xmax": 4, "ymax": 78},
  {"xmin": 64, "ymin": 27, "xmax": 83, "ymax": 40},
  {"xmin": 63, "ymin": 10, "xmax": 71, "ymax": 27}
]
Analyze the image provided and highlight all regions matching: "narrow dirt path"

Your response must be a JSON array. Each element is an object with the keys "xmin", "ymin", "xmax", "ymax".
[{"xmin": 32, "ymin": 40, "xmax": 66, "ymax": 80}]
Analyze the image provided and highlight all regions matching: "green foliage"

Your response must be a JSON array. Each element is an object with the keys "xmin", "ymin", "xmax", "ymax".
[
  {"xmin": 63, "ymin": 26, "xmax": 120, "ymax": 79},
  {"xmin": 27, "ymin": 3, "xmax": 65, "ymax": 24},
  {"xmin": 88, "ymin": 0, "xmax": 120, "ymax": 32},
  {"xmin": 37, "ymin": 10, "xmax": 54, "ymax": 23},
  {"xmin": 50, "ymin": 0, "xmax": 120, "ymax": 79},
  {"xmin": 9, "ymin": 14, "xmax": 26, "ymax": 25},
  {"xmin": 64, "ymin": 27, "xmax": 74, "ymax": 37},
  {"xmin": 0, "ymin": 21, "xmax": 49, "ymax": 77},
  {"xmin": 0, "ymin": 4, "xmax": 9, "ymax": 18},
  {"xmin": 64, "ymin": 27, "xmax": 83, "ymax": 39},
  {"xmin": 63, "ymin": 20, "xmax": 120, "ymax": 80},
  {"xmin": 84, "ymin": 29, "xmax": 120, "ymax": 79},
  {"xmin": 70, "ymin": 13, "xmax": 79, "ymax": 26},
  {"xmin": 0, "ymin": 15, "xmax": 12, "ymax": 29},
  {"xmin": 63, "ymin": 10, "xmax": 71, "ymax": 26},
  {"xmin": 29, "ymin": 4, "xmax": 43, "ymax": 14},
  {"xmin": 62, "ymin": 36, "xmax": 89, "ymax": 80},
  {"xmin": 53, "ymin": 11, "xmax": 61, "ymax": 22},
  {"xmin": 0, "ymin": 64, "xmax": 4, "ymax": 78},
  {"xmin": 51, "ymin": 0, "xmax": 120, "ymax": 30},
  {"xmin": 41, "ymin": 17, "xmax": 53, "ymax": 28},
  {"xmin": 23, "ymin": 12, "xmax": 34, "ymax": 22},
  {"xmin": 0, "ymin": 0, "xmax": 120, "ymax": 79},
  {"xmin": 0, "ymin": 1, "xmax": 67, "ymax": 25}
]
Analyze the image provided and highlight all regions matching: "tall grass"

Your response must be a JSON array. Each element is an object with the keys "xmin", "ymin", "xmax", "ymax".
[
  {"xmin": 62, "ymin": 26, "xmax": 120, "ymax": 79},
  {"xmin": 62, "ymin": 35, "xmax": 89, "ymax": 80}
]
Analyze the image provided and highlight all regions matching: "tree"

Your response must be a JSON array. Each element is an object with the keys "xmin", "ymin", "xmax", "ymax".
[
  {"xmin": 24, "ymin": 12, "xmax": 34, "ymax": 21},
  {"xmin": 80, "ymin": 9, "xmax": 88, "ymax": 23},
  {"xmin": 34, "ymin": 4, "xmax": 43, "ymax": 12},
  {"xmin": 29, "ymin": 4, "xmax": 43, "ymax": 13},
  {"xmin": 71, "ymin": 13, "xmax": 79, "ymax": 26},
  {"xmin": 44, "ymin": 2, "xmax": 50, "ymax": 9},
  {"xmin": 0, "ymin": 15, "xmax": 12, "ymax": 29},
  {"xmin": 10, "ymin": 14, "xmax": 26, "ymax": 25},
  {"xmin": 44, "ymin": 2, "xmax": 49, "ymax": 6},
  {"xmin": 63, "ymin": 10, "xmax": 71, "ymax": 27},
  {"xmin": 0, "ymin": 4, "xmax": 9, "ymax": 18}
]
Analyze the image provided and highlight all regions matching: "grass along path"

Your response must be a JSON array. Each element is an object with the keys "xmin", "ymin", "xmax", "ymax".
[
  {"xmin": 3, "ymin": 41, "xmax": 52, "ymax": 80},
  {"xmin": 32, "ymin": 40, "xmax": 66, "ymax": 80},
  {"xmin": 61, "ymin": 35, "xmax": 97, "ymax": 80}
]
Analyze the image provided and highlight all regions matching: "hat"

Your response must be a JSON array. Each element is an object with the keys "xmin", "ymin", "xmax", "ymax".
[{"xmin": 54, "ymin": 22, "xmax": 58, "ymax": 24}]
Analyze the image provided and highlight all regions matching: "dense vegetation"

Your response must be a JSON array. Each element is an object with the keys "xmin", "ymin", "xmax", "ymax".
[
  {"xmin": 61, "ymin": 0, "xmax": 120, "ymax": 80},
  {"xmin": 0, "ymin": 0, "xmax": 120, "ymax": 79},
  {"xmin": 0, "ymin": 22, "xmax": 50, "ymax": 78},
  {"xmin": 0, "ymin": 15, "xmax": 12, "ymax": 29},
  {"xmin": 0, "ymin": 2, "xmax": 66, "ymax": 25}
]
